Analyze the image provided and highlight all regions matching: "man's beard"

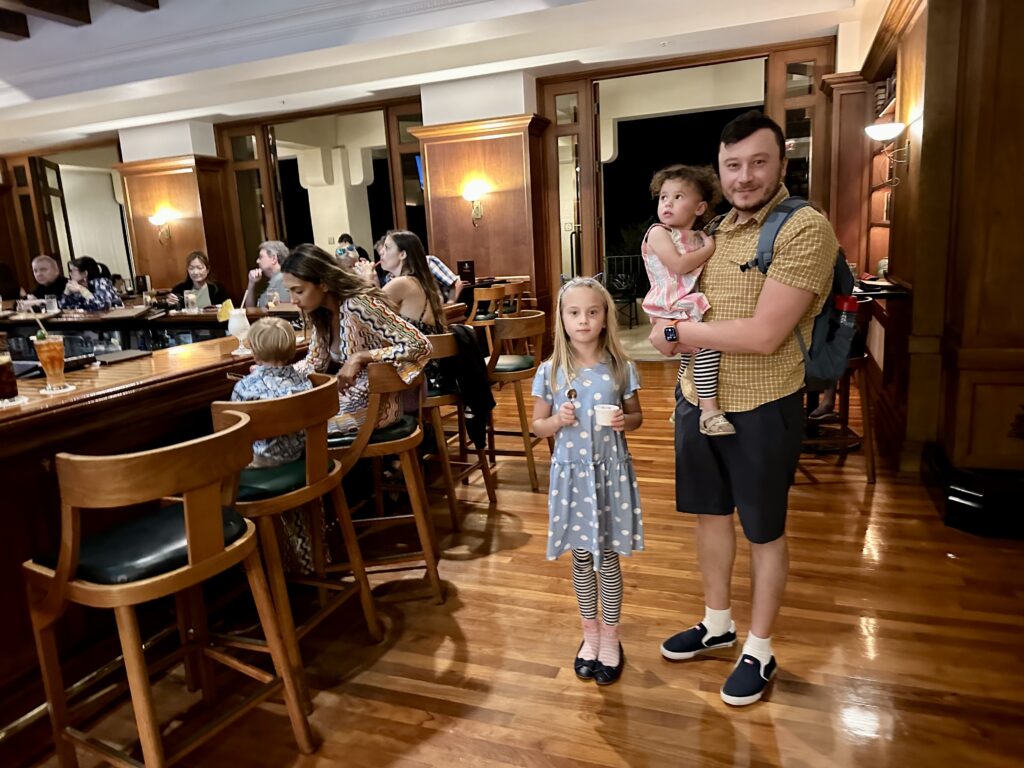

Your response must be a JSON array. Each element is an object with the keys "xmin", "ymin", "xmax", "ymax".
[{"xmin": 731, "ymin": 174, "xmax": 784, "ymax": 213}]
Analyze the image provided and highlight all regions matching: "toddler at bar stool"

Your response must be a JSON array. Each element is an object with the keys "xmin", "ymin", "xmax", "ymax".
[
  {"xmin": 531, "ymin": 277, "xmax": 644, "ymax": 686},
  {"xmin": 642, "ymin": 164, "xmax": 733, "ymax": 436},
  {"xmin": 231, "ymin": 317, "xmax": 313, "ymax": 468}
]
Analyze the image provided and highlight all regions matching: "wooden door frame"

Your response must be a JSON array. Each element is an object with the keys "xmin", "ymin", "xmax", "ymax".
[{"xmin": 537, "ymin": 36, "xmax": 836, "ymax": 289}]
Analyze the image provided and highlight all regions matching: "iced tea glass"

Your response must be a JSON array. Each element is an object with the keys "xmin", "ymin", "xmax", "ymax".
[{"xmin": 33, "ymin": 335, "xmax": 75, "ymax": 394}]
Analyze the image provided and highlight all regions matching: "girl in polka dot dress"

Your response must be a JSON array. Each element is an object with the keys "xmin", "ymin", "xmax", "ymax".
[{"xmin": 531, "ymin": 277, "xmax": 644, "ymax": 686}]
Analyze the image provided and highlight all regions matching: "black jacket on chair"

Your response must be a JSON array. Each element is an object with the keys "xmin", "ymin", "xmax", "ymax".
[{"xmin": 448, "ymin": 324, "xmax": 495, "ymax": 450}]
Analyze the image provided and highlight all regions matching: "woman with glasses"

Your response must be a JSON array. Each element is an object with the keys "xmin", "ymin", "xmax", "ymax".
[{"xmin": 60, "ymin": 256, "xmax": 123, "ymax": 311}]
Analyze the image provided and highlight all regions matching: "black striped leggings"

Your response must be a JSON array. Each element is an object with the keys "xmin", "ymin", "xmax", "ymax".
[
  {"xmin": 678, "ymin": 348, "xmax": 722, "ymax": 400},
  {"xmin": 571, "ymin": 549, "xmax": 622, "ymax": 625}
]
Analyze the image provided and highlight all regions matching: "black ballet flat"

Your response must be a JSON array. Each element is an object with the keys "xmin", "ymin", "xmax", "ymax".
[
  {"xmin": 593, "ymin": 643, "xmax": 625, "ymax": 686},
  {"xmin": 574, "ymin": 641, "xmax": 597, "ymax": 681}
]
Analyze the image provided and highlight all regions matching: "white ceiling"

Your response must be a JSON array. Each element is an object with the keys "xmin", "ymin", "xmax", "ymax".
[{"xmin": 0, "ymin": 0, "xmax": 867, "ymax": 154}]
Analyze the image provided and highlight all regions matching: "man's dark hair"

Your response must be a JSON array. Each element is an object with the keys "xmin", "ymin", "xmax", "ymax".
[{"xmin": 720, "ymin": 110, "xmax": 786, "ymax": 161}]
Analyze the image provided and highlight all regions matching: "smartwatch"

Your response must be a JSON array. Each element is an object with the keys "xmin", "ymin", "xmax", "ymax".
[{"xmin": 663, "ymin": 324, "xmax": 678, "ymax": 343}]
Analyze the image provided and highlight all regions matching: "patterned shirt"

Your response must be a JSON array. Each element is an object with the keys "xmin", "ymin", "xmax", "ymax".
[
  {"xmin": 426, "ymin": 255, "xmax": 457, "ymax": 292},
  {"xmin": 679, "ymin": 185, "xmax": 837, "ymax": 412},
  {"xmin": 59, "ymin": 277, "xmax": 123, "ymax": 311},
  {"xmin": 294, "ymin": 293, "xmax": 430, "ymax": 433},
  {"xmin": 231, "ymin": 364, "xmax": 313, "ymax": 467}
]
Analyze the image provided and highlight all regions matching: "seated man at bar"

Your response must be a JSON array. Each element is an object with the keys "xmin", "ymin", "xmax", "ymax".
[
  {"xmin": 243, "ymin": 240, "xmax": 289, "ymax": 309},
  {"xmin": 25, "ymin": 254, "xmax": 68, "ymax": 300},
  {"xmin": 60, "ymin": 256, "xmax": 123, "ymax": 311}
]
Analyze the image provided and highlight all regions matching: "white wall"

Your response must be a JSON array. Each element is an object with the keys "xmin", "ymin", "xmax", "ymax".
[
  {"xmin": 597, "ymin": 59, "xmax": 765, "ymax": 163},
  {"xmin": 421, "ymin": 71, "xmax": 537, "ymax": 126},
  {"xmin": 275, "ymin": 111, "xmax": 386, "ymax": 250},
  {"xmin": 59, "ymin": 168, "xmax": 131, "ymax": 278},
  {"xmin": 119, "ymin": 121, "xmax": 217, "ymax": 163}
]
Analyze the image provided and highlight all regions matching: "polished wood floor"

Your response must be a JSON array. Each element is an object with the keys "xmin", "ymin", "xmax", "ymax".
[{"xmin": 42, "ymin": 361, "xmax": 1024, "ymax": 767}]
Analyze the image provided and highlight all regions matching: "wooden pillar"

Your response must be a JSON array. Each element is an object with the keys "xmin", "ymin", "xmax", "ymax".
[
  {"xmin": 820, "ymin": 73, "xmax": 874, "ymax": 273},
  {"xmin": 116, "ymin": 155, "xmax": 239, "ymax": 298},
  {"xmin": 410, "ymin": 115, "xmax": 551, "ymax": 306}
]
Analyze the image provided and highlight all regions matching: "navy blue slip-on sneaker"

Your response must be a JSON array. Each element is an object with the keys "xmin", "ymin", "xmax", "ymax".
[
  {"xmin": 660, "ymin": 622, "xmax": 737, "ymax": 660},
  {"xmin": 720, "ymin": 653, "xmax": 777, "ymax": 706}
]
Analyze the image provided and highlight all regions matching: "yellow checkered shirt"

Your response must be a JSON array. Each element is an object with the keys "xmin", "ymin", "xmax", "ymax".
[{"xmin": 680, "ymin": 185, "xmax": 838, "ymax": 412}]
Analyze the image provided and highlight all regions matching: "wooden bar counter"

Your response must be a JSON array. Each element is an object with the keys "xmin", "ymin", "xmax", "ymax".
[{"xmin": 0, "ymin": 337, "xmax": 258, "ymax": 766}]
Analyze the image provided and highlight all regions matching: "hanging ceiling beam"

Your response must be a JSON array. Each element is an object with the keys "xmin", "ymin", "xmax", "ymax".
[
  {"xmin": 108, "ymin": 0, "xmax": 159, "ymax": 10},
  {"xmin": 0, "ymin": 1, "xmax": 90, "ymax": 26},
  {"xmin": 0, "ymin": 9, "xmax": 29, "ymax": 39}
]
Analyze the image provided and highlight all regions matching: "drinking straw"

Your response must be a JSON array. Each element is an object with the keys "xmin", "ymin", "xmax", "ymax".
[{"xmin": 35, "ymin": 319, "xmax": 47, "ymax": 337}]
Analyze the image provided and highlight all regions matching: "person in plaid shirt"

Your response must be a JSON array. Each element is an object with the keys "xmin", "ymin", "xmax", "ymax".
[{"xmin": 660, "ymin": 111, "xmax": 837, "ymax": 707}]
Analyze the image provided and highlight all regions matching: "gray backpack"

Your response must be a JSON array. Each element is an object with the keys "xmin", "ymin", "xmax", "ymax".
[{"xmin": 709, "ymin": 197, "xmax": 857, "ymax": 390}]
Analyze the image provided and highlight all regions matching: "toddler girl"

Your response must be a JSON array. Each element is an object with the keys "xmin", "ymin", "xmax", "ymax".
[{"xmin": 642, "ymin": 164, "xmax": 734, "ymax": 436}]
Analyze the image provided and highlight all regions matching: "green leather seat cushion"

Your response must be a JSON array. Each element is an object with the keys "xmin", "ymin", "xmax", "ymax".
[
  {"xmin": 473, "ymin": 312, "xmax": 498, "ymax": 321},
  {"xmin": 326, "ymin": 414, "xmax": 418, "ymax": 449},
  {"xmin": 237, "ymin": 459, "xmax": 307, "ymax": 501},
  {"xmin": 36, "ymin": 503, "xmax": 246, "ymax": 585},
  {"xmin": 489, "ymin": 354, "xmax": 534, "ymax": 373}
]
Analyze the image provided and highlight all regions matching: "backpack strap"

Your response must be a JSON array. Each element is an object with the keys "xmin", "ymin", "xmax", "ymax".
[{"xmin": 743, "ymin": 197, "xmax": 810, "ymax": 274}]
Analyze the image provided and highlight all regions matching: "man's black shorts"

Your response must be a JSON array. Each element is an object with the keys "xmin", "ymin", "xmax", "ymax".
[{"xmin": 674, "ymin": 388, "xmax": 804, "ymax": 544}]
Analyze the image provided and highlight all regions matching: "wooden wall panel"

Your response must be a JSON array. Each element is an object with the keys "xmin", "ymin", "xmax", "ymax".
[
  {"xmin": 821, "ymin": 75, "xmax": 872, "ymax": 272},
  {"xmin": 195, "ymin": 158, "xmax": 242, "ymax": 299},
  {"xmin": 120, "ymin": 162, "xmax": 205, "ymax": 290},
  {"xmin": 413, "ymin": 116, "xmax": 549, "ymax": 290}
]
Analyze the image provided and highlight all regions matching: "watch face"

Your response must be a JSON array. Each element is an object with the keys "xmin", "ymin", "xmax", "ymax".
[{"xmin": 664, "ymin": 325, "xmax": 678, "ymax": 342}]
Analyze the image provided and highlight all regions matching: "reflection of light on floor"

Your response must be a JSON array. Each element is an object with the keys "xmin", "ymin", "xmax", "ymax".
[
  {"xmin": 841, "ymin": 705, "xmax": 881, "ymax": 740},
  {"xmin": 861, "ymin": 521, "xmax": 881, "ymax": 565},
  {"xmin": 859, "ymin": 616, "xmax": 878, "ymax": 661}
]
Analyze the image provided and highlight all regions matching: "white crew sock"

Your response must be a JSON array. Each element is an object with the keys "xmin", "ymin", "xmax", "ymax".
[
  {"xmin": 743, "ymin": 632, "xmax": 773, "ymax": 666},
  {"xmin": 702, "ymin": 606, "xmax": 733, "ymax": 638}
]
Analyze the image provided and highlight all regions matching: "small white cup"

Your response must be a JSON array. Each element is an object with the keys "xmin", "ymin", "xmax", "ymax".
[{"xmin": 594, "ymin": 404, "xmax": 620, "ymax": 426}]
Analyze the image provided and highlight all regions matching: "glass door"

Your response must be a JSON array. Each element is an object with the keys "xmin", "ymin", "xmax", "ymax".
[{"xmin": 30, "ymin": 157, "xmax": 74, "ymax": 261}]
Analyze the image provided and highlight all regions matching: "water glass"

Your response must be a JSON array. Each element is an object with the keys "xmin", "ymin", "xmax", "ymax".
[
  {"xmin": 265, "ymin": 290, "xmax": 280, "ymax": 310},
  {"xmin": 183, "ymin": 289, "xmax": 199, "ymax": 314},
  {"xmin": 45, "ymin": 295, "xmax": 59, "ymax": 313}
]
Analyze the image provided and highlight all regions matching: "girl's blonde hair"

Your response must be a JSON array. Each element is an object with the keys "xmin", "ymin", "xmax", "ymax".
[{"xmin": 548, "ymin": 277, "xmax": 632, "ymax": 394}]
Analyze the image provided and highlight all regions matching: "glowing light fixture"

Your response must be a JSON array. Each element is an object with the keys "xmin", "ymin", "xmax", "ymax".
[
  {"xmin": 462, "ymin": 179, "xmax": 491, "ymax": 227},
  {"xmin": 864, "ymin": 122, "xmax": 906, "ymax": 142},
  {"xmin": 148, "ymin": 207, "xmax": 181, "ymax": 245}
]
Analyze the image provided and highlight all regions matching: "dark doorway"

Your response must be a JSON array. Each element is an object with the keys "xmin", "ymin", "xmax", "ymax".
[
  {"xmin": 601, "ymin": 105, "xmax": 760, "ymax": 257},
  {"xmin": 278, "ymin": 158, "xmax": 314, "ymax": 247},
  {"xmin": 368, "ymin": 151, "xmax": 395, "ymax": 243}
]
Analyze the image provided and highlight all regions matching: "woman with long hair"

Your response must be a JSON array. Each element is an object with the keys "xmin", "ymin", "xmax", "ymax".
[
  {"xmin": 167, "ymin": 251, "xmax": 230, "ymax": 308},
  {"xmin": 282, "ymin": 243, "xmax": 430, "ymax": 433},
  {"xmin": 378, "ymin": 230, "xmax": 448, "ymax": 335},
  {"xmin": 60, "ymin": 256, "xmax": 123, "ymax": 310}
]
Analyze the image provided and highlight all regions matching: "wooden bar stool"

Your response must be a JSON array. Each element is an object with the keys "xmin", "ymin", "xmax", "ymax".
[
  {"xmin": 485, "ymin": 310, "xmax": 547, "ymax": 492},
  {"xmin": 208, "ymin": 373, "xmax": 383, "ymax": 709},
  {"xmin": 327, "ymin": 363, "xmax": 445, "ymax": 604},
  {"xmin": 465, "ymin": 285, "xmax": 506, "ymax": 354},
  {"xmin": 423, "ymin": 332, "xmax": 497, "ymax": 529},
  {"xmin": 501, "ymin": 280, "xmax": 529, "ymax": 318},
  {"xmin": 22, "ymin": 411, "xmax": 315, "ymax": 768}
]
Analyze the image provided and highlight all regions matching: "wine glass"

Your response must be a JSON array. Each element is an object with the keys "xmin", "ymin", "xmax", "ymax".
[{"xmin": 227, "ymin": 308, "xmax": 251, "ymax": 356}]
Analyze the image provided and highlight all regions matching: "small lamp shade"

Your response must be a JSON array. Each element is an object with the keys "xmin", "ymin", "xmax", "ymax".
[{"xmin": 864, "ymin": 122, "xmax": 906, "ymax": 142}]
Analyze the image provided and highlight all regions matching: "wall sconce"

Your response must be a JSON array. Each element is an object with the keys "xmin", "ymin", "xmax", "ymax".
[
  {"xmin": 462, "ymin": 179, "xmax": 491, "ymax": 227},
  {"xmin": 864, "ymin": 122, "xmax": 910, "ymax": 163},
  {"xmin": 148, "ymin": 207, "xmax": 181, "ymax": 245}
]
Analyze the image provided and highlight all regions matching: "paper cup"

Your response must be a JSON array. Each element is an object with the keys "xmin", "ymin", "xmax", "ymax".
[{"xmin": 594, "ymin": 404, "xmax": 620, "ymax": 426}]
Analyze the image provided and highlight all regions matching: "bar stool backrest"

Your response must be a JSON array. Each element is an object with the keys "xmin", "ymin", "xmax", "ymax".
[
  {"xmin": 53, "ymin": 410, "xmax": 252, "ymax": 576},
  {"xmin": 211, "ymin": 372, "xmax": 339, "ymax": 487},
  {"xmin": 487, "ymin": 310, "xmax": 546, "ymax": 370}
]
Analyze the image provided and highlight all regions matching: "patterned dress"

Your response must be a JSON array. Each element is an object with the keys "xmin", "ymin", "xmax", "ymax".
[
  {"xmin": 59, "ymin": 277, "xmax": 124, "ymax": 311},
  {"xmin": 230, "ymin": 364, "xmax": 313, "ymax": 467},
  {"xmin": 294, "ymin": 293, "xmax": 430, "ymax": 433},
  {"xmin": 640, "ymin": 223, "xmax": 711, "ymax": 321},
  {"xmin": 532, "ymin": 359, "xmax": 644, "ymax": 570}
]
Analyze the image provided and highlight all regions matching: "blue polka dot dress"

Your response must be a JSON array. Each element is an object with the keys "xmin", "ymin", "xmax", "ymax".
[{"xmin": 532, "ymin": 360, "xmax": 644, "ymax": 569}]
